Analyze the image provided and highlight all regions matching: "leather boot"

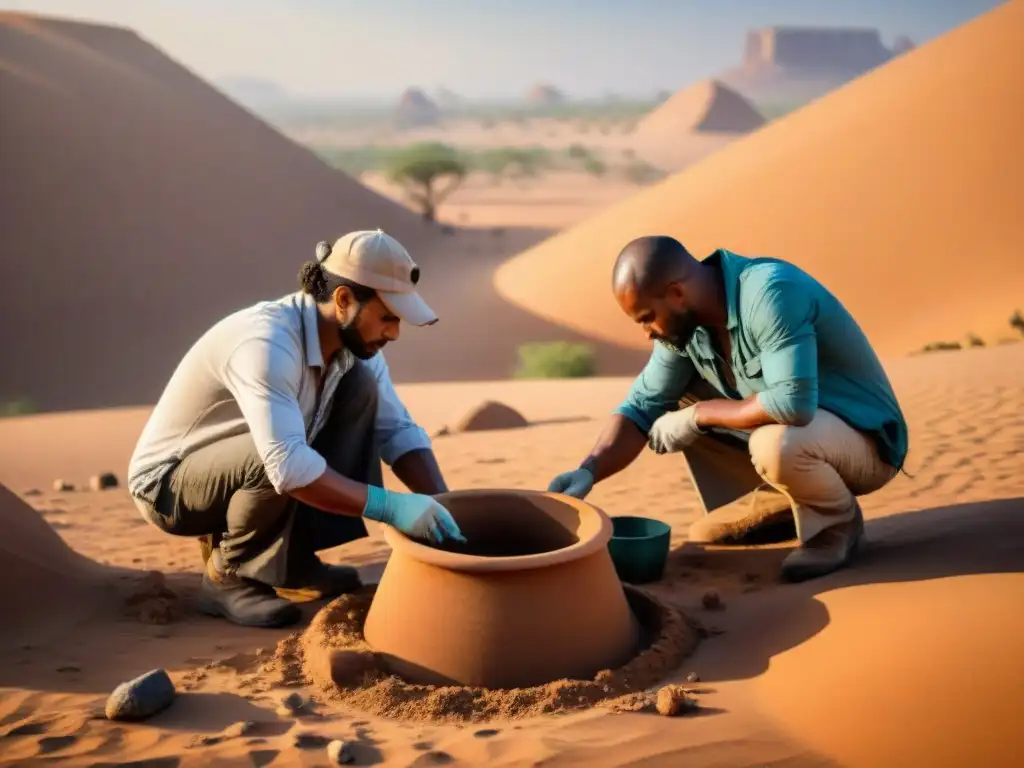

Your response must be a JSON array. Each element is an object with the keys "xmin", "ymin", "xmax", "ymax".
[
  {"xmin": 197, "ymin": 554, "xmax": 301, "ymax": 628},
  {"xmin": 780, "ymin": 502, "xmax": 865, "ymax": 583}
]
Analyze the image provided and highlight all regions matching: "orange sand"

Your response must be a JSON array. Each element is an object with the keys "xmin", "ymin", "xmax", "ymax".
[
  {"xmin": 1, "ymin": 342, "xmax": 1022, "ymax": 766},
  {"xmin": 495, "ymin": 0, "xmax": 1024, "ymax": 358}
]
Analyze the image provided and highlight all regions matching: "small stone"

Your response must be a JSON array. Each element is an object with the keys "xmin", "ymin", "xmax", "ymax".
[
  {"xmin": 222, "ymin": 720, "xmax": 257, "ymax": 739},
  {"xmin": 23, "ymin": 488, "xmax": 41, "ymax": 496},
  {"xmin": 293, "ymin": 732, "xmax": 329, "ymax": 749},
  {"xmin": 105, "ymin": 668, "xmax": 176, "ymax": 721},
  {"xmin": 88, "ymin": 472, "xmax": 119, "ymax": 491},
  {"xmin": 655, "ymin": 685, "xmax": 696, "ymax": 717},
  {"xmin": 685, "ymin": 672, "xmax": 700, "ymax": 683},
  {"xmin": 326, "ymin": 739, "xmax": 355, "ymax": 764},
  {"xmin": 701, "ymin": 590, "xmax": 723, "ymax": 611},
  {"xmin": 52, "ymin": 479, "xmax": 74, "ymax": 492},
  {"xmin": 279, "ymin": 691, "xmax": 304, "ymax": 714}
]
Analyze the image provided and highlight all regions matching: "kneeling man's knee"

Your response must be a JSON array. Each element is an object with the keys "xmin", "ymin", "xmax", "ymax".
[{"xmin": 749, "ymin": 423, "xmax": 807, "ymax": 486}]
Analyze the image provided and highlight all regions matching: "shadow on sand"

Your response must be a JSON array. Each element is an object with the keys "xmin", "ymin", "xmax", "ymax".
[{"xmin": 671, "ymin": 496, "xmax": 1024, "ymax": 683}]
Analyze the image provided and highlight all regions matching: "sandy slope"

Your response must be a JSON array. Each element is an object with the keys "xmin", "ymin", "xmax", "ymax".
[
  {"xmin": 494, "ymin": 0, "xmax": 1024, "ymax": 358},
  {"xmin": 1, "ymin": 342, "xmax": 1022, "ymax": 767},
  {"xmin": 0, "ymin": 13, "xmax": 646, "ymax": 414}
]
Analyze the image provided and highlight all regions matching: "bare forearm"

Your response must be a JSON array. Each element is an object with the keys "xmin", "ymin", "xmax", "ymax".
[
  {"xmin": 391, "ymin": 448, "xmax": 449, "ymax": 495},
  {"xmin": 289, "ymin": 466, "xmax": 369, "ymax": 517},
  {"xmin": 582, "ymin": 414, "xmax": 649, "ymax": 482},
  {"xmin": 694, "ymin": 395, "xmax": 777, "ymax": 432}
]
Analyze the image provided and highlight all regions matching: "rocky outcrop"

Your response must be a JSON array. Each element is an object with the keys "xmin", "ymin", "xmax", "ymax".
[{"xmin": 721, "ymin": 26, "xmax": 909, "ymax": 104}]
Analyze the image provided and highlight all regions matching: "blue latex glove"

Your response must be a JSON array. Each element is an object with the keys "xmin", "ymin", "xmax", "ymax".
[
  {"xmin": 363, "ymin": 486, "xmax": 467, "ymax": 545},
  {"xmin": 547, "ymin": 466, "xmax": 595, "ymax": 499}
]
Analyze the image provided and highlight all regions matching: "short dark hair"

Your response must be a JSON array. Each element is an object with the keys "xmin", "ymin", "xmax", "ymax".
[{"xmin": 298, "ymin": 242, "xmax": 377, "ymax": 304}]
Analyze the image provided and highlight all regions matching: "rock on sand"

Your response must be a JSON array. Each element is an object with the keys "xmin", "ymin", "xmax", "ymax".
[{"xmin": 105, "ymin": 668, "xmax": 176, "ymax": 721}]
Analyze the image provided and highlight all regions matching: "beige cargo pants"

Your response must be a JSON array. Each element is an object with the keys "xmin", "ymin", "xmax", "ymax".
[{"xmin": 680, "ymin": 380, "xmax": 898, "ymax": 543}]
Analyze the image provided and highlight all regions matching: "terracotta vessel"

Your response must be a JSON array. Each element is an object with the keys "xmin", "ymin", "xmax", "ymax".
[{"xmin": 363, "ymin": 489, "xmax": 641, "ymax": 689}]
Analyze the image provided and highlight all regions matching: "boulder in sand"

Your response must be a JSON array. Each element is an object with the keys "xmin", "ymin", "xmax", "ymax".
[{"xmin": 105, "ymin": 668, "xmax": 176, "ymax": 721}]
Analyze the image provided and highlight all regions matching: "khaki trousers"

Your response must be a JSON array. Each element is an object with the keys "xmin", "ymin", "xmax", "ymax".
[{"xmin": 679, "ymin": 380, "xmax": 898, "ymax": 543}]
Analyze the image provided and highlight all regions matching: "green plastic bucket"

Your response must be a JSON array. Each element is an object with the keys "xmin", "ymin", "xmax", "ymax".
[{"xmin": 607, "ymin": 516, "xmax": 672, "ymax": 584}]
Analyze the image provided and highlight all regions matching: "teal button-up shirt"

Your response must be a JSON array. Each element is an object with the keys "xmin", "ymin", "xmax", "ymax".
[{"xmin": 614, "ymin": 249, "xmax": 909, "ymax": 470}]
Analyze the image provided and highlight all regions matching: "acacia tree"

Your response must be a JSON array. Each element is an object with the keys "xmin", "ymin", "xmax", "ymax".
[{"xmin": 386, "ymin": 142, "xmax": 466, "ymax": 222}]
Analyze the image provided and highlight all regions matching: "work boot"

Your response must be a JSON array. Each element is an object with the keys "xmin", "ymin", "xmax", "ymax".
[
  {"xmin": 197, "ymin": 555, "xmax": 301, "ymax": 628},
  {"xmin": 687, "ymin": 485, "xmax": 795, "ymax": 544},
  {"xmin": 780, "ymin": 502, "xmax": 865, "ymax": 583},
  {"xmin": 280, "ymin": 555, "xmax": 362, "ymax": 600}
]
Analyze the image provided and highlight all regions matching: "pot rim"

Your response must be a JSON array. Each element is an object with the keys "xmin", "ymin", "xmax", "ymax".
[{"xmin": 381, "ymin": 488, "xmax": 614, "ymax": 572}]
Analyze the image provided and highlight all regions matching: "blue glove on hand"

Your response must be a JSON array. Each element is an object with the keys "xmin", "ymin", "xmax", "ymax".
[
  {"xmin": 547, "ymin": 466, "xmax": 595, "ymax": 499},
  {"xmin": 363, "ymin": 487, "xmax": 467, "ymax": 545}
]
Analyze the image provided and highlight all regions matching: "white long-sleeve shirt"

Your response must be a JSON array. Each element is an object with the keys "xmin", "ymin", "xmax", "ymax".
[{"xmin": 127, "ymin": 291, "xmax": 432, "ymax": 503}]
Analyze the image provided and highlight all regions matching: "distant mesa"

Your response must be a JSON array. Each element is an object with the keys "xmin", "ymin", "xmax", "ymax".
[
  {"xmin": 526, "ymin": 83, "xmax": 566, "ymax": 106},
  {"xmin": 635, "ymin": 79, "xmax": 765, "ymax": 137},
  {"xmin": 720, "ymin": 26, "xmax": 905, "ymax": 104},
  {"xmin": 396, "ymin": 87, "xmax": 440, "ymax": 128},
  {"xmin": 217, "ymin": 75, "xmax": 290, "ymax": 107}
]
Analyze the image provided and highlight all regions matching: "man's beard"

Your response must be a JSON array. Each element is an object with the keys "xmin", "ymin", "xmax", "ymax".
[
  {"xmin": 651, "ymin": 309, "xmax": 698, "ymax": 353},
  {"xmin": 338, "ymin": 307, "xmax": 382, "ymax": 360}
]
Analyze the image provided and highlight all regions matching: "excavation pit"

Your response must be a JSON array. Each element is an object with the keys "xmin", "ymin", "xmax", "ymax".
[{"xmin": 271, "ymin": 490, "xmax": 702, "ymax": 724}]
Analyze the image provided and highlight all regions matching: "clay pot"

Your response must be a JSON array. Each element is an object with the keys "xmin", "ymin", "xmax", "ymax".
[{"xmin": 363, "ymin": 489, "xmax": 640, "ymax": 689}]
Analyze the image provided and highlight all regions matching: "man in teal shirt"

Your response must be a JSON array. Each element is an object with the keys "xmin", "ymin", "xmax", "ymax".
[{"xmin": 548, "ymin": 236, "xmax": 908, "ymax": 581}]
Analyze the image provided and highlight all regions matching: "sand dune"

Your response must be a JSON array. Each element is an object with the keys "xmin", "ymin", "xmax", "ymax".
[
  {"xmin": 495, "ymin": 0, "xmax": 1024, "ymax": 357},
  {"xmin": 0, "ymin": 343, "xmax": 1022, "ymax": 765},
  {"xmin": 635, "ymin": 79, "xmax": 766, "ymax": 137},
  {"xmin": 0, "ymin": 13, "xmax": 646, "ymax": 414}
]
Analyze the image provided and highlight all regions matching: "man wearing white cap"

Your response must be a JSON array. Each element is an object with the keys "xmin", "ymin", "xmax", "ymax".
[{"xmin": 128, "ymin": 230, "xmax": 464, "ymax": 628}]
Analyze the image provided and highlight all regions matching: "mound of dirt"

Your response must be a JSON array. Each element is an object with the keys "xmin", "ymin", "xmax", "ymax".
[
  {"xmin": 267, "ymin": 585, "xmax": 701, "ymax": 724},
  {"xmin": 444, "ymin": 400, "xmax": 529, "ymax": 434},
  {"xmin": 0, "ymin": 483, "xmax": 105, "ymax": 629}
]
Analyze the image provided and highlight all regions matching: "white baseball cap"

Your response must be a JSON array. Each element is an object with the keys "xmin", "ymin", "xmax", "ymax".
[{"xmin": 318, "ymin": 229, "xmax": 437, "ymax": 326}]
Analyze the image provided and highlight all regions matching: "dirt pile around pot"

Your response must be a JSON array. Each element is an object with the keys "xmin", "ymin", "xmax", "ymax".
[{"xmin": 267, "ymin": 585, "xmax": 701, "ymax": 724}]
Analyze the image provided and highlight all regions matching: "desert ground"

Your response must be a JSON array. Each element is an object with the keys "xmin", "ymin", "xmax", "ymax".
[
  {"xmin": 3, "ymin": 1, "xmax": 1024, "ymax": 766},
  {"xmin": 2, "ymin": 343, "xmax": 1024, "ymax": 767}
]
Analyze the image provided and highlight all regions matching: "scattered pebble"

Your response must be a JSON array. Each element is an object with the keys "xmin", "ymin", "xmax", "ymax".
[
  {"xmin": 701, "ymin": 590, "xmax": 723, "ymax": 611},
  {"xmin": 474, "ymin": 728, "xmax": 500, "ymax": 738},
  {"xmin": 222, "ymin": 720, "xmax": 257, "ymax": 739},
  {"xmin": 278, "ymin": 691, "xmax": 305, "ymax": 716},
  {"xmin": 23, "ymin": 488, "xmax": 41, "ymax": 496},
  {"xmin": 655, "ymin": 685, "xmax": 697, "ymax": 717},
  {"xmin": 56, "ymin": 665, "xmax": 81, "ymax": 673},
  {"xmin": 105, "ymin": 668, "xmax": 176, "ymax": 721},
  {"xmin": 685, "ymin": 672, "xmax": 700, "ymax": 683},
  {"xmin": 326, "ymin": 739, "xmax": 355, "ymax": 765},
  {"xmin": 52, "ymin": 479, "xmax": 74, "ymax": 492},
  {"xmin": 88, "ymin": 472, "xmax": 119, "ymax": 491}
]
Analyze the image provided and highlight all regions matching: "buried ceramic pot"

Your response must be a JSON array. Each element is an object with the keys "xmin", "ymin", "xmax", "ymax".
[{"xmin": 362, "ymin": 489, "xmax": 641, "ymax": 690}]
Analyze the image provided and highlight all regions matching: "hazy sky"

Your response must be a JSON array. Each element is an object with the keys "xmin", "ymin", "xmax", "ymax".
[{"xmin": 0, "ymin": 0, "xmax": 1005, "ymax": 98}]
